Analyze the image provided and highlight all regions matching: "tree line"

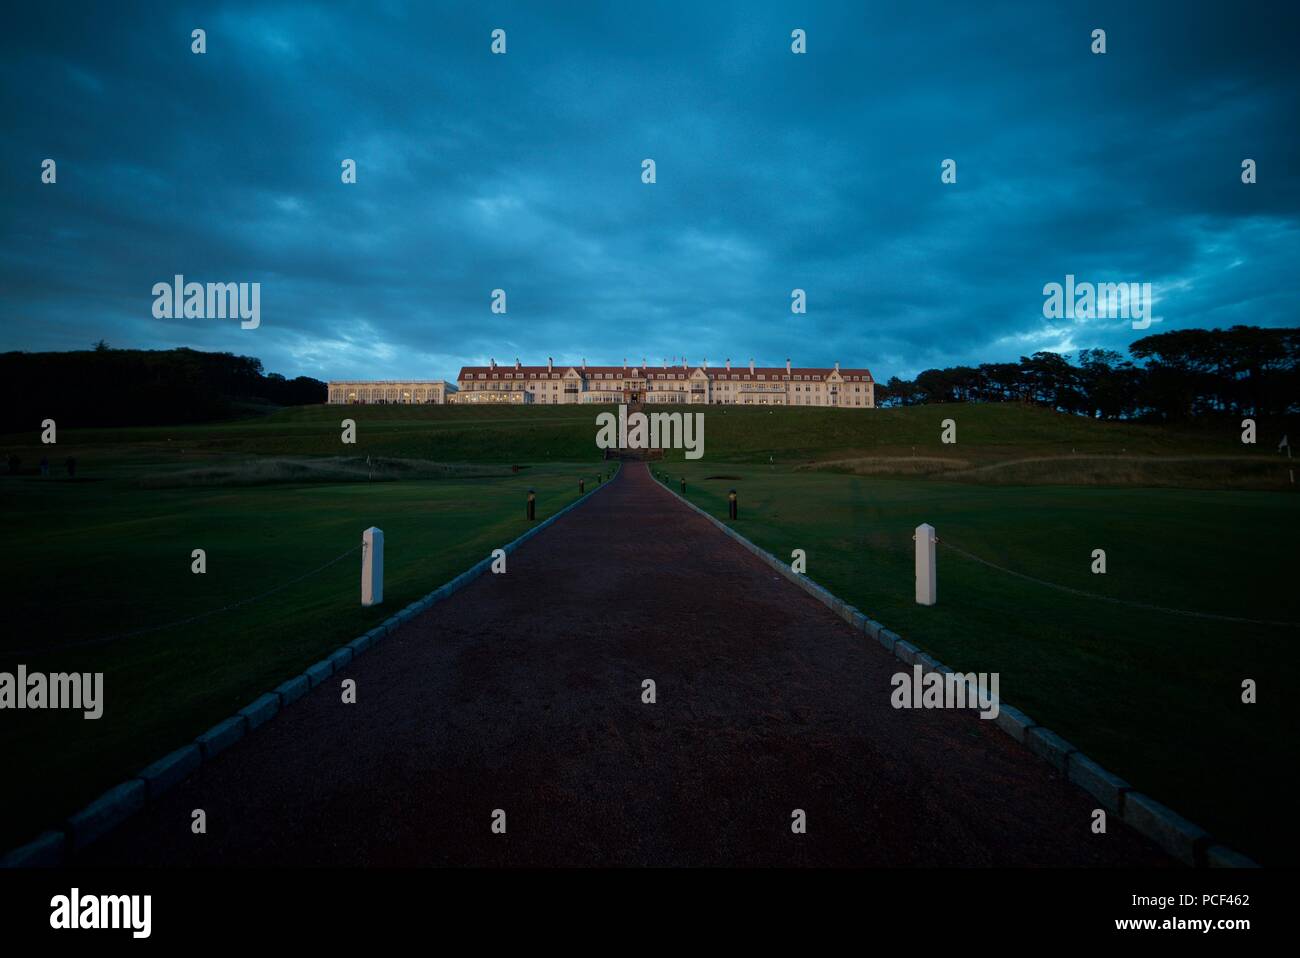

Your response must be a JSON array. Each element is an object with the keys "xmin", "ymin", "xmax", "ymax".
[
  {"xmin": 0, "ymin": 345, "xmax": 326, "ymax": 431},
  {"xmin": 877, "ymin": 326, "xmax": 1300, "ymax": 420}
]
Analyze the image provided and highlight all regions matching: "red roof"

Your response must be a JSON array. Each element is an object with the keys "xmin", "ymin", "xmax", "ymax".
[{"xmin": 456, "ymin": 363, "xmax": 873, "ymax": 382}]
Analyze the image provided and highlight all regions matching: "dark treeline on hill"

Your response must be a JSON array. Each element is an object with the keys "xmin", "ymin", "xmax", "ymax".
[
  {"xmin": 878, "ymin": 326, "xmax": 1300, "ymax": 420},
  {"xmin": 0, "ymin": 345, "xmax": 326, "ymax": 431}
]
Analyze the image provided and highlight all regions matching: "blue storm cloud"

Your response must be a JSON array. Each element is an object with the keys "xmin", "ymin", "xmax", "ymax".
[{"xmin": 1, "ymin": 0, "xmax": 1296, "ymax": 381}]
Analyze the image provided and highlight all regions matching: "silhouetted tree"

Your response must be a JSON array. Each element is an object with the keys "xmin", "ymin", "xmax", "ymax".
[
  {"xmin": 876, "ymin": 326, "xmax": 1298, "ymax": 421},
  {"xmin": 0, "ymin": 348, "xmax": 326, "ymax": 430}
]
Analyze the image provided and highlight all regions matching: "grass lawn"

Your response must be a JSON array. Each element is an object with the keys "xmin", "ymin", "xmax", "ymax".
[
  {"xmin": 4, "ymin": 400, "xmax": 1290, "ymax": 475},
  {"xmin": 0, "ymin": 457, "xmax": 611, "ymax": 852},
  {"xmin": 659, "ymin": 461, "xmax": 1299, "ymax": 865}
]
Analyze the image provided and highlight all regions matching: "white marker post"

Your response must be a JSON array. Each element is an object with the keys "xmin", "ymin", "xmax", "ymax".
[
  {"xmin": 362, "ymin": 527, "xmax": 384, "ymax": 606},
  {"xmin": 915, "ymin": 523, "xmax": 936, "ymax": 606}
]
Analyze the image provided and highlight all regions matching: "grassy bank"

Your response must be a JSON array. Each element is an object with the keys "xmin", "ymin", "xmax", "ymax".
[{"xmin": 3, "ymin": 401, "xmax": 1291, "ymax": 483}]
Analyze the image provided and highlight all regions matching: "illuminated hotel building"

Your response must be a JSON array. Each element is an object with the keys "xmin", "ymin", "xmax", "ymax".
[{"xmin": 449, "ymin": 357, "xmax": 875, "ymax": 408}]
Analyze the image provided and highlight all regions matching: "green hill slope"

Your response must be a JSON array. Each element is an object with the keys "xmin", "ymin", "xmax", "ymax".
[{"xmin": 2, "ymin": 402, "xmax": 1288, "ymax": 486}]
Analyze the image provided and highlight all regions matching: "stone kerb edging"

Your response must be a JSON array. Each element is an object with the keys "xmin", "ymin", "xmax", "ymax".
[
  {"xmin": 2, "ymin": 463, "xmax": 623, "ymax": 867},
  {"xmin": 652, "ymin": 471, "xmax": 1259, "ymax": 869}
]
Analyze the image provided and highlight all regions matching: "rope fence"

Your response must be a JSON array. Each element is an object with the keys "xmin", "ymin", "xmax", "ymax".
[
  {"xmin": 16, "ymin": 543, "xmax": 363, "ymax": 657},
  {"xmin": 14, "ymin": 476, "xmax": 606, "ymax": 660},
  {"xmin": 938, "ymin": 538, "xmax": 1300, "ymax": 629}
]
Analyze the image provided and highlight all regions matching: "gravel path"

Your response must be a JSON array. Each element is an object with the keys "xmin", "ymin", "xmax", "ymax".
[{"xmin": 84, "ymin": 462, "xmax": 1170, "ymax": 866}]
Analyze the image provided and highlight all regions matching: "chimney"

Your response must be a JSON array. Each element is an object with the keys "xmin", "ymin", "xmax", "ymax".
[
  {"xmin": 749, "ymin": 358, "xmax": 755, "ymax": 374},
  {"xmin": 547, "ymin": 356, "xmax": 553, "ymax": 372},
  {"xmin": 725, "ymin": 358, "xmax": 731, "ymax": 371},
  {"xmin": 515, "ymin": 358, "xmax": 521, "ymax": 370},
  {"xmin": 785, "ymin": 358, "xmax": 791, "ymax": 374},
  {"xmin": 490, "ymin": 357, "xmax": 496, "ymax": 370}
]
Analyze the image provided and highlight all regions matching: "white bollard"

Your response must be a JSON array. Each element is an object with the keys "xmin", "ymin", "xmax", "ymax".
[
  {"xmin": 362, "ymin": 527, "xmax": 384, "ymax": 606},
  {"xmin": 915, "ymin": 523, "xmax": 936, "ymax": 606}
]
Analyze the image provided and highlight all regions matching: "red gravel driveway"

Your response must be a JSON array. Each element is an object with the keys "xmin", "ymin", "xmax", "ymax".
[{"xmin": 84, "ymin": 462, "xmax": 1170, "ymax": 866}]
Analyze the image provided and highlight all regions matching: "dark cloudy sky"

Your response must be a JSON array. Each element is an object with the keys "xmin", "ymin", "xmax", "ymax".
[{"xmin": 2, "ymin": 1, "xmax": 1297, "ymax": 383}]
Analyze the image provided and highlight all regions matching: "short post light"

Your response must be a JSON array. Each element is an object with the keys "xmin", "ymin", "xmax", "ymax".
[
  {"xmin": 362, "ymin": 527, "xmax": 384, "ymax": 607},
  {"xmin": 915, "ymin": 523, "xmax": 937, "ymax": 606}
]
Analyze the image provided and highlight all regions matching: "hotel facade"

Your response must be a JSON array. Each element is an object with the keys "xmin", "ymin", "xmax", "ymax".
[
  {"xmin": 326, "ymin": 380, "xmax": 456, "ymax": 404},
  {"xmin": 450, "ymin": 358, "xmax": 875, "ymax": 408}
]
